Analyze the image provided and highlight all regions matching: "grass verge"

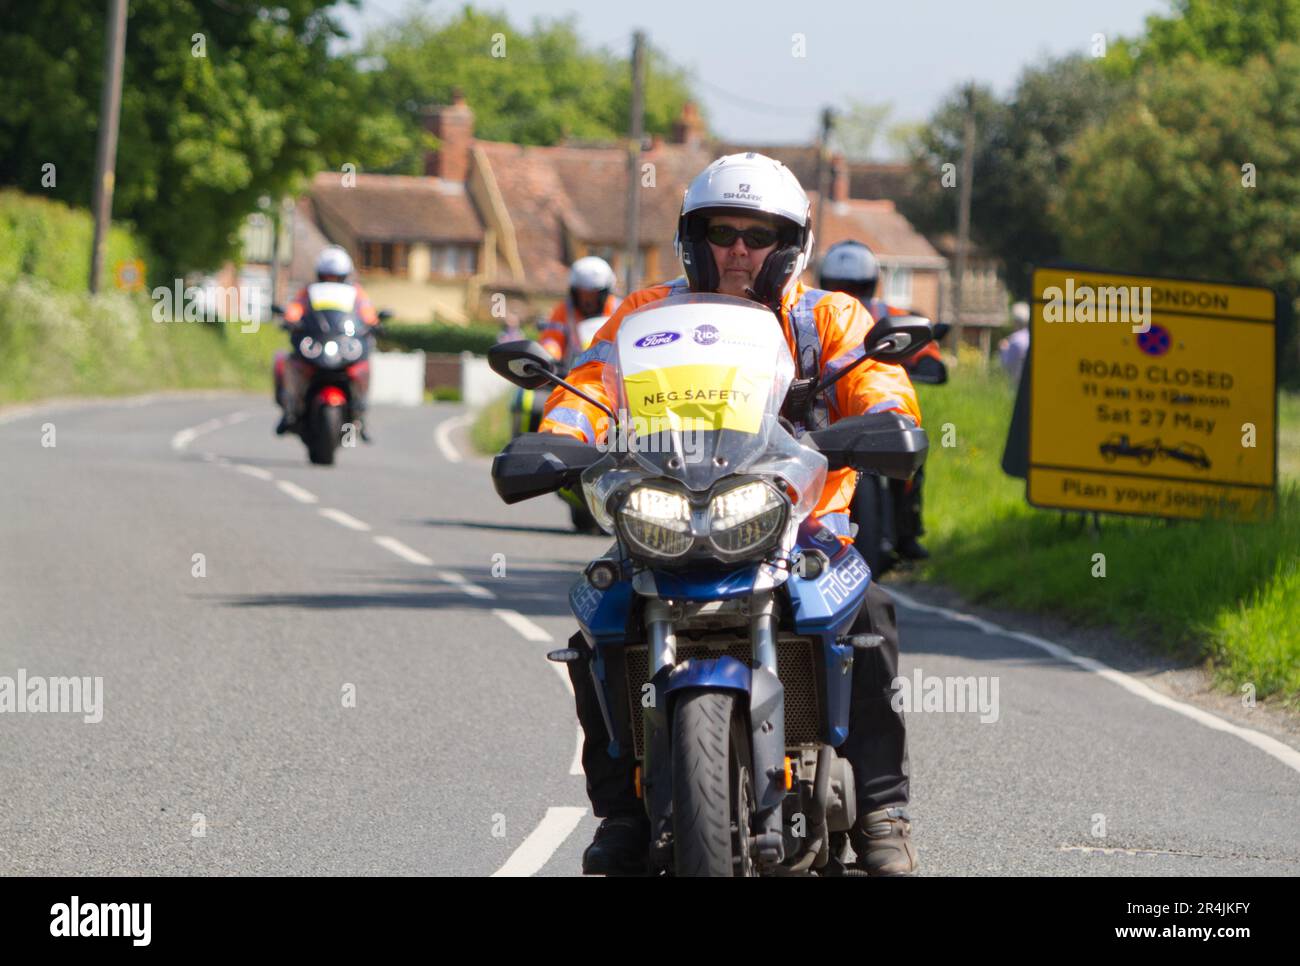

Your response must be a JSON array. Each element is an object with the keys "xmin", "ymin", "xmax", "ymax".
[
  {"xmin": 0, "ymin": 278, "xmax": 282, "ymax": 403},
  {"xmin": 916, "ymin": 362, "xmax": 1299, "ymax": 706}
]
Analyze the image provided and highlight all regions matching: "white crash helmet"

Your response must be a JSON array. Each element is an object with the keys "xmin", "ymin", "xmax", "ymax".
[
  {"xmin": 819, "ymin": 240, "xmax": 880, "ymax": 298},
  {"xmin": 673, "ymin": 153, "xmax": 813, "ymax": 307},
  {"xmin": 315, "ymin": 245, "xmax": 354, "ymax": 279},
  {"xmin": 569, "ymin": 256, "xmax": 616, "ymax": 293}
]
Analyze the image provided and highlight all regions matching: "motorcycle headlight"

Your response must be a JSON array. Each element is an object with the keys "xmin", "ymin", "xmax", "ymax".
[
  {"xmin": 300, "ymin": 336, "xmax": 322, "ymax": 359},
  {"xmin": 340, "ymin": 337, "xmax": 363, "ymax": 361},
  {"xmin": 618, "ymin": 485, "xmax": 693, "ymax": 559},
  {"xmin": 708, "ymin": 480, "xmax": 787, "ymax": 558}
]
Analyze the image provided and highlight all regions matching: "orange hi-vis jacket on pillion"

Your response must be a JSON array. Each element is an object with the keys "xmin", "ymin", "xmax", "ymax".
[
  {"xmin": 539, "ymin": 278, "xmax": 922, "ymax": 544},
  {"xmin": 283, "ymin": 283, "xmax": 379, "ymax": 328},
  {"xmin": 539, "ymin": 294, "xmax": 621, "ymax": 370}
]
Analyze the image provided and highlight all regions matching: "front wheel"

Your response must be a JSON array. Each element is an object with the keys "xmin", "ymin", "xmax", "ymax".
[
  {"xmin": 307, "ymin": 403, "xmax": 343, "ymax": 465},
  {"xmin": 671, "ymin": 689, "xmax": 756, "ymax": 877}
]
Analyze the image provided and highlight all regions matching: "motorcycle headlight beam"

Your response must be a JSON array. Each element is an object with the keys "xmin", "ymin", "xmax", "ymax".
[
  {"xmin": 617, "ymin": 485, "xmax": 693, "ymax": 560},
  {"xmin": 707, "ymin": 480, "xmax": 787, "ymax": 560}
]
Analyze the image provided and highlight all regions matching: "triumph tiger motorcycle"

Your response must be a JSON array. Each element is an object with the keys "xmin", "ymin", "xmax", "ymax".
[
  {"xmin": 489, "ymin": 293, "xmax": 931, "ymax": 876},
  {"xmin": 272, "ymin": 282, "xmax": 389, "ymax": 466}
]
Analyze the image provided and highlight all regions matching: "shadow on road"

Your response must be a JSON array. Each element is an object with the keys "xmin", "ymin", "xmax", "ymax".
[
  {"xmin": 418, "ymin": 516, "xmax": 597, "ymax": 537},
  {"xmin": 212, "ymin": 565, "xmax": 582, "ymax": 618}
]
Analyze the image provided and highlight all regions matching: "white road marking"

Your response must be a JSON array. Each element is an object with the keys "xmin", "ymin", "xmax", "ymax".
[
  {"xmin": 548, "ymin": 658, "xmax": 575, "ymax": 695},
  {"xmin": 232, "ymin": 463, "xmax": 274, "ymax": 481},
  {"xmin": 0, "ymin": 405, "xmax": 39, "ymax": 426},
  {"xmin": 885, "ymin": 586, "xmax": 1300, "ymax": 777},
  {"xmin": 318, "ymin": 508, "xmax": 372, "ymax": 532},
  {"xmin": 171, "ymin": 411, "xmax": 250, "ymax": 451},
  {"xmin": 491, "ymin": 807, "xmax": 588, "ymax": 877},
  {"xmin": 493, "ymin": 608, "xmax": 552, "ymax": 641},
  {"xmin": 373, "ymin": 536, "xmax": 434, "ymax": 566},
  {"xmin": 569, "ymin": 725, "xmax": 584, "ymax": 777},
  {"xmin": 434, "ymin": 412, "xmax": 474, "ymax": 464},
  {"xmin": 275, "ymin": 480, "xmax": 318, "ymax": 504},
  {"xmin": 439, "ymin": 570, "xmax": 496, "ymax": 599},
  {"xmin": 542, "ymin": 646, "xmax": 583, "ymax": 776}
]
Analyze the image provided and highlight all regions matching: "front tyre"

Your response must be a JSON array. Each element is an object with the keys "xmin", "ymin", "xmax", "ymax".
[
  {"xmin": 307, "ymin": 402, "xmax": 343, "ymax": 465},
  {"xmin": 671, "ymin": 689, "xmax": 756, "ymax": 877}
]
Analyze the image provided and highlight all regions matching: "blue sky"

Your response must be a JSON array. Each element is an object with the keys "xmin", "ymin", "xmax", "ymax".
[{"xmin": 338, "ymin": 0, "xmax": 1169, "ymax": 147}]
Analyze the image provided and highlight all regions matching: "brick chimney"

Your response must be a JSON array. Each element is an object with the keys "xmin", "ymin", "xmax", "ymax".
[
  {"xmin": 423, "ymin": 89, "xmax": 475, "ymax": 182},
  {"xmin": 831, "ymin": 152, "xmax": 849, "ymax": 203},
  {"xmin": 671, "ymin": 101, "xmax": 705, "ymax": 147}
]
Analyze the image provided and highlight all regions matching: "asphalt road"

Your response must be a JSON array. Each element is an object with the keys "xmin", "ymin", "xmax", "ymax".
[{"xmin": 1, "ymin": 394, "xmax": 1297, "ymax": 876}]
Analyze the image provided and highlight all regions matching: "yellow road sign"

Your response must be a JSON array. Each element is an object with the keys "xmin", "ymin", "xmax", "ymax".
[{"xmin": 1027, "ymin": 267, "xmax": 1276, "ymax": 520}]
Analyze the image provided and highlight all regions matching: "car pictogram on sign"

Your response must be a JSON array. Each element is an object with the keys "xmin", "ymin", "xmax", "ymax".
[{"xmin": 1099, "ymin": 433, "xmax": 1161, "ymax": 465}]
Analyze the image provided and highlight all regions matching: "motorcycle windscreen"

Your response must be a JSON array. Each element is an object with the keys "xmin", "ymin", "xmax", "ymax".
[{"xmin": 609, "ymin": 293, "xmax": 794, "ymax": 491}]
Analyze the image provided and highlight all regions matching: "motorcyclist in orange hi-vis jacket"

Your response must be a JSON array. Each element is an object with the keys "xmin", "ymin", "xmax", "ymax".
[
  {"xmin": 540, "ymin": 152, "xmax": 922, "ymax": 878},
  {"xmin": 275, "ymin": 245, "xmax": 380, "ymax": 440},
  {"xmin": 539, "ymin": 256, "xmax": 620, "ymax": 373},
  {"xmin": 819, "ymin": 239, "xmax": 936, "ymax": 563}
]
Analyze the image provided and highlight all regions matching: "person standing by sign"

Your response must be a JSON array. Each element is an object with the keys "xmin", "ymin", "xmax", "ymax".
[{"xmin": 1000, "ymin": 302, "xmax": 1030, "ymax": 383}]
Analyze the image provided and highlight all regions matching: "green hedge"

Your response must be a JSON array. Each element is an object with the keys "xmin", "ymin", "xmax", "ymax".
[
  {"xmin": 0, "ymin": 277, "xmax": 282, "ymax": 403},
  {"xmin": 0, "ymin": 189, "xmax": 152, "ymax": 293},
  {"xmin": 377, "ymin": 321, "xmax": 538, "ymax": 356}
]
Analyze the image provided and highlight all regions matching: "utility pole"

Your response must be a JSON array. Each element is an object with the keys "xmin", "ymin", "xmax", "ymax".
[
  {"xmin": 267, "ymin": 198, "xmax": 282, "ymax": 321},
  {"xmin": 623, "ymin": 30, "xmax": 646, "ymax": 295},
  {"xmin": 952, "ymin": 83, "xmax": 976, "ymax": 353},
  {"xmin": 89, "ymin": 0, "xmax": 128, "ymax": 294},
  {"xmin": 813, "ymin": 107, "xmax": 834, "ymax": 262}
]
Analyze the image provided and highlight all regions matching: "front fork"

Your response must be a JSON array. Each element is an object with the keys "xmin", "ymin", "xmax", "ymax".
[{"xmin": 640, "ymin": 595, "xmax": 787, "ymax": 868}]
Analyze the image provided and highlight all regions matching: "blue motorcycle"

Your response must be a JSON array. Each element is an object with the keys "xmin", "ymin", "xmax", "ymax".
[{"xmin": 489, "ymin": 293, "xmax": 930, "ymax": 876}]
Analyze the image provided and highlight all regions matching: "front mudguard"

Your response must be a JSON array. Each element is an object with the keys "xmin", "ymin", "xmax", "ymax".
[{"xmin": 658, "ymin": 656, "xmax": 787, "ymax": 814}]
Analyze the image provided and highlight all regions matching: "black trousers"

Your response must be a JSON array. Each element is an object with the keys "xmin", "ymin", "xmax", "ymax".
[
  {"xmin": 890, "ymin": 465, "xmax": 926, "ymax": 542},
  {"xmin": 566, "ymin": 581, "xmax": 910, "ymax": 818}
]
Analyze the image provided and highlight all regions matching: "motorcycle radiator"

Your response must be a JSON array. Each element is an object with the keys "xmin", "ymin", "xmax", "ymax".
[{"xmin": 622, "ymin": 635, "xmax": 821, "ymax": 758}]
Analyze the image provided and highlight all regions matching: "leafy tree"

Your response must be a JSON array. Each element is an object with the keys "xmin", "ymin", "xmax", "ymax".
[
  {"xmin": 0, "ymin": 1, "xmax": 411, "ymax": 276},
  {"xmin": 1104, "ymin": 0, "xmax": 1300, "ymax": 74},
  {"xmin": 1056, "ymin": 44, "xmax": 1300, "ymax": 300},
  {"xmin": 899, "ymin": 56, "xmax": 1128, "ymax": 298},
  {"xmin": 830, "ymin": 99, "xmax": 892, "ymax": 162},
  {"xmin": 362, "ymin": 6, "xmax": 698, "ymax": 171}
]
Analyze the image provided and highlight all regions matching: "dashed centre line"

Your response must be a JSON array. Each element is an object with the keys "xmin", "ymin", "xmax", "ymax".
[
  {"xmin": 276, "ymin": 480, "xmax": 319, "ymax": 504},
  {"xmin": 318, "ymin": 508, "xmax": 371, "ymax": 531}
]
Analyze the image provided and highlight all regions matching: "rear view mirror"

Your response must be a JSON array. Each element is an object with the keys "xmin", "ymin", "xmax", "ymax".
[
  {"xmin": 865, "ymin": 315, "xmax": 935, "ymax": 363},
  {"xmin": 488, "ymin": 340, "xmax": 557, "ymax": 390}
]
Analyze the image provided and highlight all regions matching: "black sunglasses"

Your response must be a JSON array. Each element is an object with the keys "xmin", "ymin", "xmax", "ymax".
[{"xmin": 704, "ymin": 224, "xmax": 780, "ymax": 249}]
